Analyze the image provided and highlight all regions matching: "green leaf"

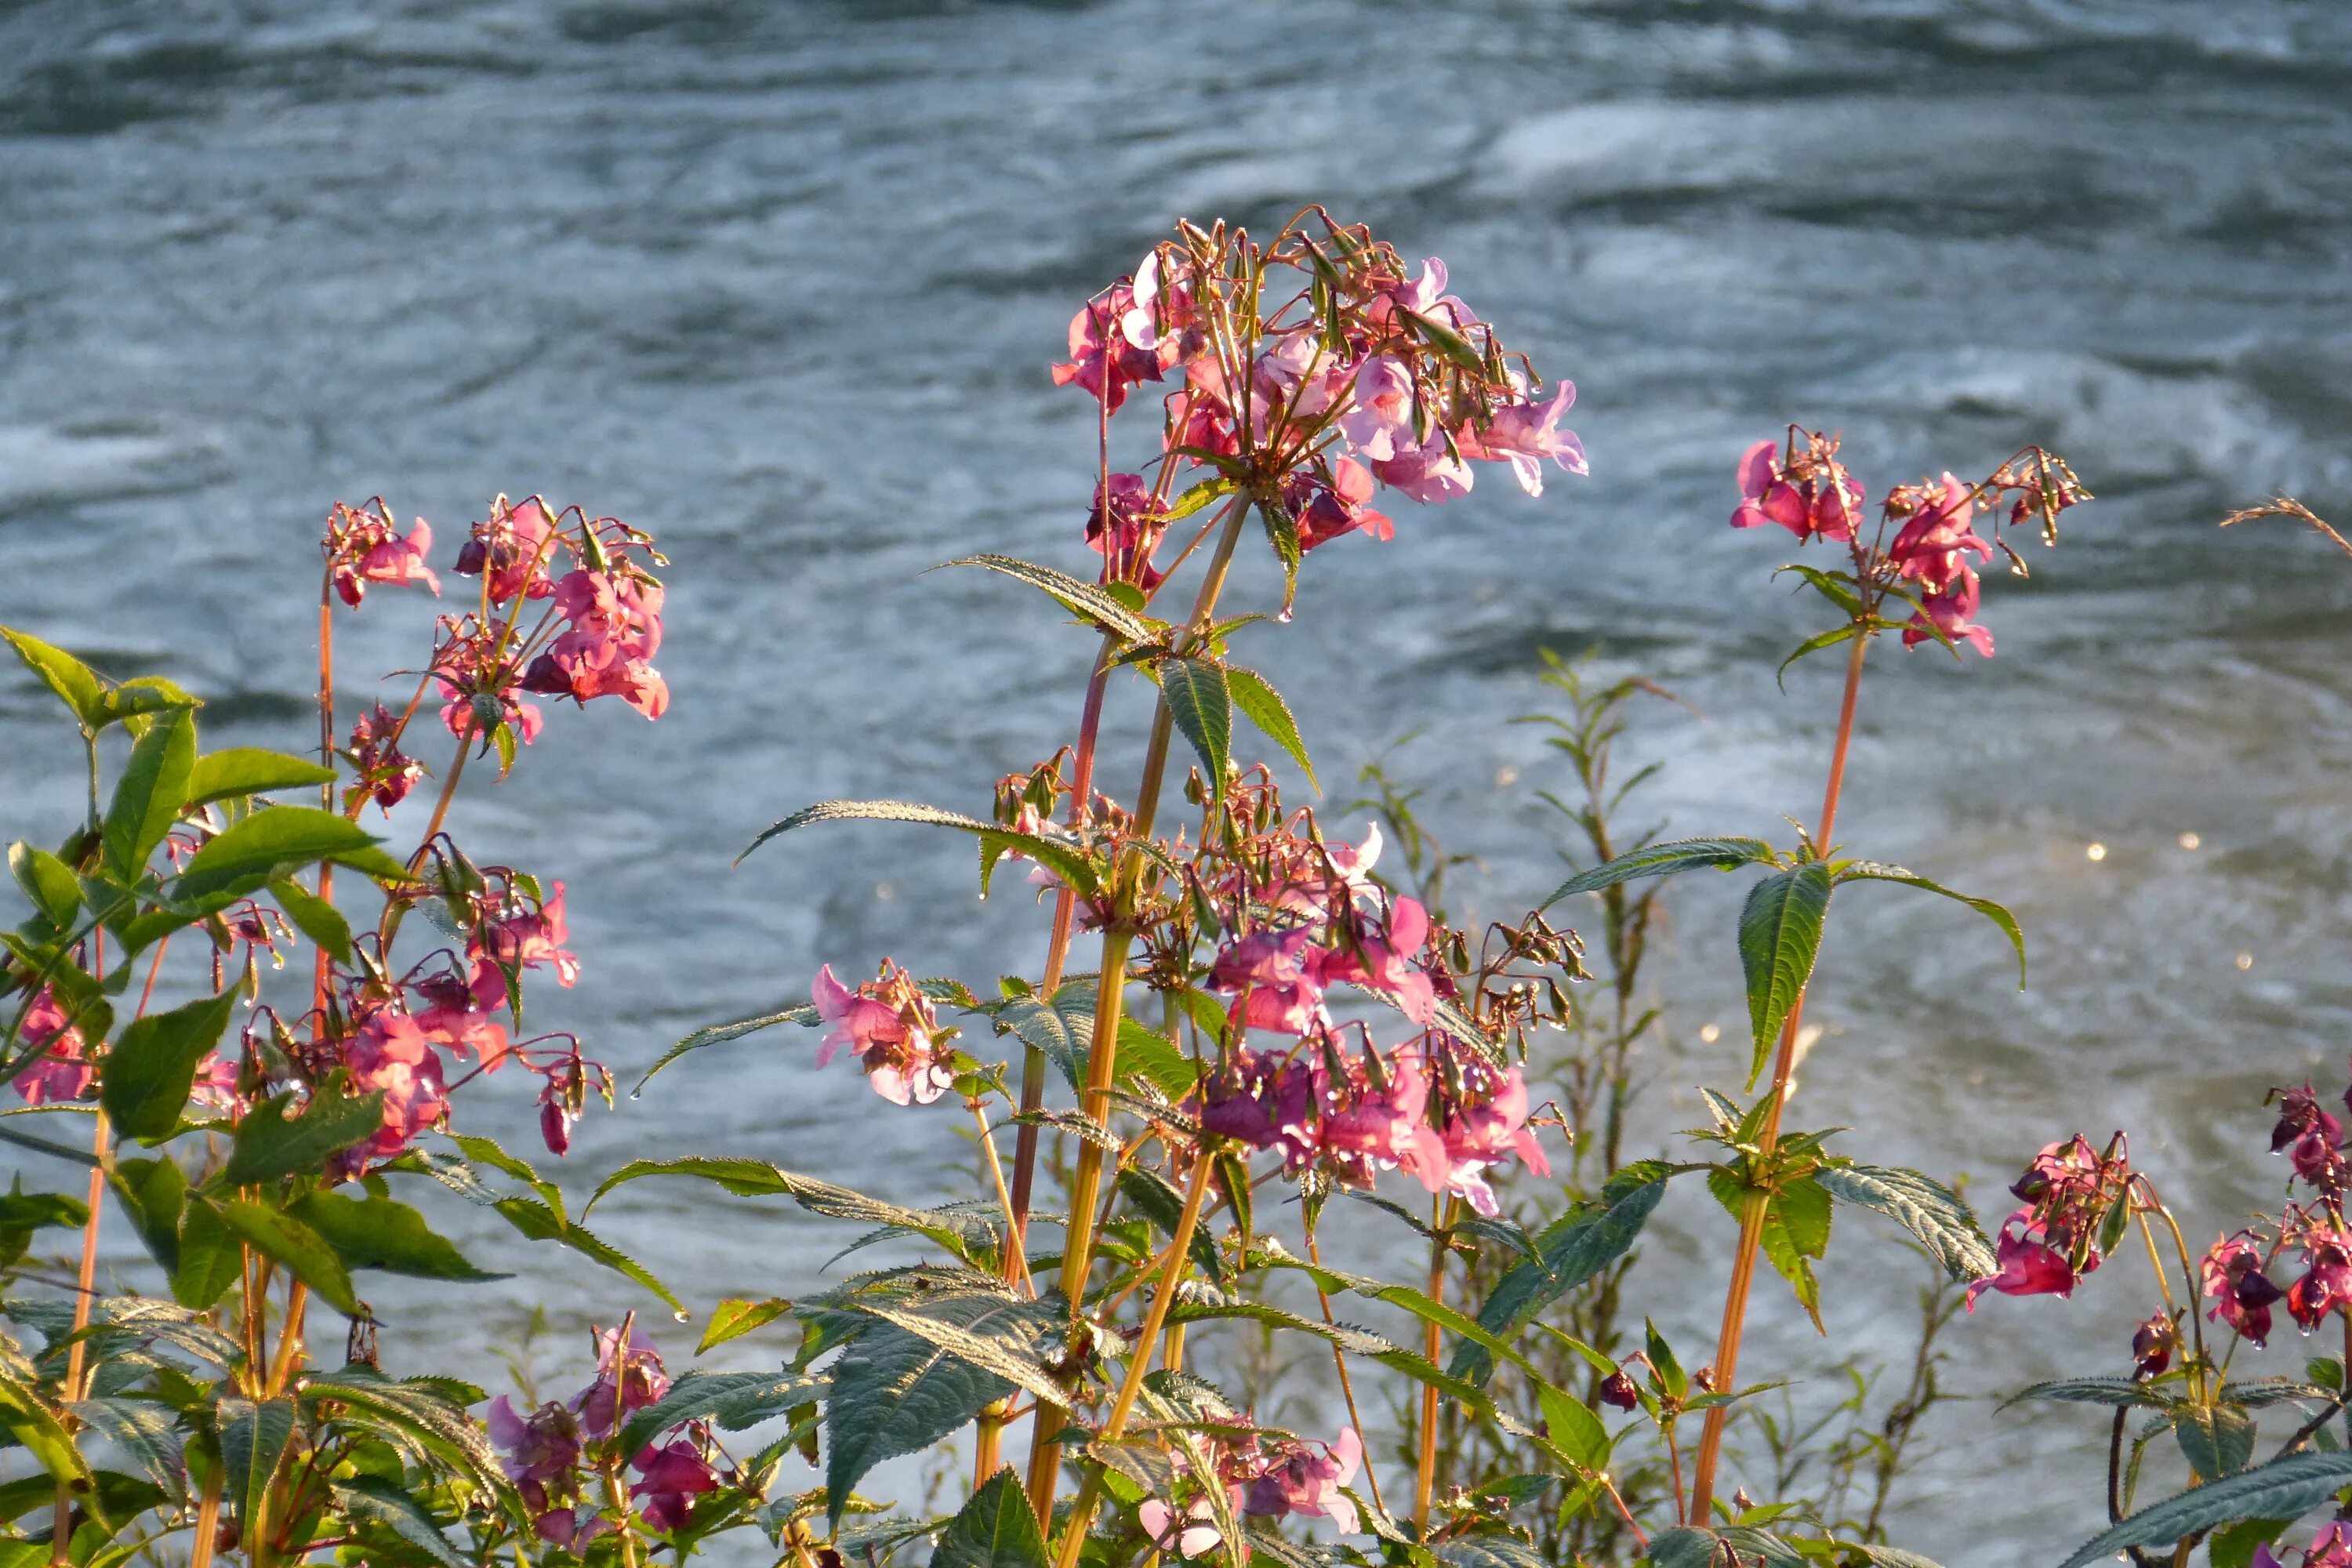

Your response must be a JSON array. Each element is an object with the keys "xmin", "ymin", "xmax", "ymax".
[
  {"xmin": 736, "ymin": 800, "xmax": 1097, "ymax": 898},
  {"xmin": 1776, "ymin": 622, "xmax": 1864, "ymax": 691},
  {"xmin": 0, "ymin": 1369, "xmax": 89, "ymax": 1484},
  {"xmin": 486, "ymin": 1194, "xmax": 684, "ymax": 1316},
  {"xmin": 1645, "ymin": 1527, "xmax": 1721, "ymax": 1568},
  {"xmin": 1835, "ymin": 862, "xmax": 2027, "ymax": 988},
  {"xmin": 170, "ymin": 1197, "xmax": 241, "ymax": 1309},
  {"xmin": 699, "ymin": 1298, "xmax": 793, "ymax": 1355},
  {"xmin": 103, "ymin": 707, "xmax": 195, "ymax": 880},
  {"xmin": 1163, "ymin": 1293, "xmax": 1503, "ymax": 1421},
  {"xmin": 1225, "ymin": 667, "xmax": 1316, "ymax": 792},
  {"xmin": 172, "ymin": 808, "xmax": 408, "ymax": 902},
  {"xmin": 929, "ymin": 1468, "xmax": 1047, "ymax": 1568},
  {"xmin": 216, "ymin": 1198, "xmax": 360, "ymax": 1316},
  {"xmin": 1254, "ymin": 1250, "xmax": 1537, "ymax": 1381},
  {"xmin": 285, "ymin": 1191, "xmax": 503, "ymax": 1281},
  {"xmin": 67, "ymin": 1399, "xmax": 183, "ymax": 1495},
  {"xmin": 998, "ymin": 996, "xmax": 1197, "ymax": 1099},
  {"xmin": 100, "ymin": 989, "xmax": 237, "ymax": 1144},
  {"xmin": 2054, "ymin": 1451, "xmax": 2352, "ymax": 1568},
  {"xmin": 1160, "ymin": 656, "xmax": 1232, "ymax": 786},
  {"xmin": 299, "ymin": 1370, "xmax": 503, "ymax": 1495},
  {"xmin": 1, "ymin": 629, "xmax": 106, "ymax": 731},
  {"xmin": 2178, "ymin": 1403, "xmax": 2258, "ymax": 1480},
  {"xmin": 1540, "ymin": 837, "xmax": 1776, "ymax": 909},
  {"xmin": 1258, "ymin": 498, "xmax": 1301, "ymax": 614},
  {"xmin": 1536, "ymin": 1384, "xmax": 1610, "ymax": 1471},
  {"xmin": 1453, "ymin": 1173, "xmax": 1668, "ymax": 1385},
  {"xmin": 268, "ymin": 879, "xmax": 353, "ymax": 967},
  {"xmin": 1813, "ymin": 1161, "xmax": 1998, "ymax": 1282},
  {"xmin": 943, "ymin": 555, "xmax": 1159, "ymax": 647},
  {"xmin": 2002, "ymin": 1375, "xmax": 2177, "ymax": 1410},
  {"xmin": 588, "ymin": 1156, "xmax": 1001, "ymax": 1269},
  {"xmin": 185, "ymin": 749, "xmax": 336, "ymax": 808},
  {"xmin": 1774, "ymin": 564, "xmax": 1866, "ymax": 617},
  {"xmin": 635, "ymin": 1004, "xmax": 818, "ymax": 1091},
  {"xmin": 1434, "ymin": 1538, "xmax": 1548, "ymax": 1568},
  {"xmin": 329, "ymin": 1476, "xmax": 469, "ymax": 1568},
  {"xmin": 107, "ymin": 1156, "xmax": 187, "ymax": 1275},
  {"xmin": 1737, "ymin": 863, "xmax": 1833, "ymax": 1087},
  {"xmin": 823, "ymin": 1293, "xmax": 1058, "ymax": 1531},
  {"xmin": 217, "ymin": 1396, "xmax": 295, "ymax": 1537},
  {"xmin": 101, "ymin": 676, "xmax": 199, "ymax": 730},
  {"xmin": 2209, "ymin": 1519, "xmax": 2295, "ymax": 1568},
  {"xmin": 212, "ymin": 1091, "xmax": 385, "ymax": 1189},
  {"xmin": 619, "ymin": 1368, "xmax": 826, "ymax": 1454},
  {"xmin": 9, "ymin": 844, "xmax": 80, "ymax": 931}
]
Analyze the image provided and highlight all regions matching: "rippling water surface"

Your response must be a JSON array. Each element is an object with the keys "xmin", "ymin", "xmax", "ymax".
[{"xmin": 3, "ymin": 2, "xmax": 2350, "ymax": 1558}]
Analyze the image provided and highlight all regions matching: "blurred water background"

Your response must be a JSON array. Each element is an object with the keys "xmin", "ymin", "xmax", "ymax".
[{"xmin": 2, "ymin": 1, "xmax": 2350, "ymax": 1558}]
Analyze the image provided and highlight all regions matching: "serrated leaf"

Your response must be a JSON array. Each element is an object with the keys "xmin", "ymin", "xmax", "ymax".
[
  {"xmin": 1738, "ymin": 864, "xmax": 1832, "ymax": 1087},
  {"xmin": 1160, "ymin": 656, "xmax": 1232, "ymax": 786},
  {"xmin": 619, "ymin": 1369, "xmax": 826, "ymax": 1453},
  {"xmin": 1814, "ymin": 1162, "xmax": 1998, "ymax": 1282},
  {"xmin": 1258, "ymin": 498, "xmax": 1301, "ymax": 612},
  {"xmin": 2054, "ymin": 1451, "xmax": 2352, "ymax": 1568},
  {"xmin": 1436, "ymin": 1538, "xmax": 1548, "ymax": 1568},
  {"xmin": 1536, "ymin": 1384, "xmax": 1610, "ymax": 1471},
  {"xmin": 216, "ymin": 1199, "xmax": 358, "ymax": 1316},
  {"xmin": 269, "ymin": 878, "xmax": 352, "ymax": 967},
  {"xmin": 170, "ymin": 1196, "xmax": 241, "ymax": 1309},
  {"xmin": 1999, "ymin": 1376, "xmax": 2169, "ymax": 1412},
  {"xmin": 1541, "ymin": 837, "xmax": 1776, "ymax": 908},
  {"xmin": 945, "ymin": 554, "xmax": 1159, "ymax": 645},
  {"xmin": 737, "ymin": 800, "xmax": 1098, "ymax": 898},
  {"xmin": 100, "ymin": 989, "xmax": 237, "ymax": 1144},
  {"xmin": 1453, "ymin": 1174, "xmax": 1668, "ymax": 1385},
  {"xmin": 1645, "ymin": 1527, "xmax": 1721, "ymax": 1568},
  {"xmin": 330, "ymin": 1476, "xmax": 469, "ymax": 1568},
  {"xmin": 2178, "ymin": 1403, "xmax": 2258, "ymax": 1479},
  {"xmin": 0, "ymin": 1368, "xmax": 89, "ymax": 1484},
  {"xmin": 300, "ymin": 1370, "xmax": 503, "ymax": 1494},
  {"xmin": 285, "ymin": 1190, "xmax": 503, "ymax": 1281},
  {"xmin": 1225, "ymin": 666, "xmax": 1316, "ymax": 792},
  {"xmin": 213, "ymin": 1091, "xmax": 386, "ymax": 1188},
  {"xmin": 1776, "ymin": 622, "xmax": 1865, "ymax": 690},
  {"xmin": 217, "ymin": 1396, "xmax": 295, "ymax": 1537},
  {"xmin": 634, "ymin": 1004, "xmax": 818, "ymax": 1091},
  {"xmin": 1, "ymin": 628, "xmax": 106, "ymax": 731},
  {"xmin": 67, "ymin": 1398, "xmax": 182, "ymax": 1495},
  {"xmin": 172, "ymin": 808, "xmax": 408, "ymax": 902},
  {"xmin": 589, "ymin": 1157, "xmax": 1001, "ymax": 1268},
  {"xmin": 699, "ymin": 1298, "xmax": 793, "ymax": 1355},
  {"xmin": 487, "ymin": 1194, "xmax": 684, "ymax": 1316},
  {"xmin": 1835, "ymin": 862, "xmax": 2026, "ymax": 987},
  {"xmin": 185, "ymin": 749, "xmax": 336, "ymax": 808},
  {"xmin": 931, "ymin": 1468, "xmax": 1047, "ymax": 1568}
]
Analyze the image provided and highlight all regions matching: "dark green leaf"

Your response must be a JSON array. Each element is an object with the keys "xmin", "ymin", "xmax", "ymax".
[
  {"xmin": 1435, "ymin": 1538, "xmax": 1548, "ymax": 1568},
  {"xmin": 0, "ymin": 1369, "xmax": 88, "ymax": 1484},
  {"xmin": 1454, "ymin": 1174, "xmax": 1668, "ymax": 1385},
  {"xmin": 216, "ymin": 1199, "xmax": 359, "ymax": 1316},
  {"xmin": 185, "ymin": 750, "xmax": 336, "ymax": 808},
  {"xmin": 1160, "ymin": 657, "xmax": 1232, "ymax": 786},
  {"xmin": 2054, "ymin": 1452, "xmax": 2352, "ymax": 1568},
  {"xmin": 1258, "ymin": 498, "xmax": 1301, "ymax": 613},
  {"xmin": 1813, "ymin": 1162, "xmax": 1998, "ymax": 1282},
  {"xmin": 2209, "ymin": 1519, "xmax": 2295, "ymax": 1568},
  {"xmin": 330, "ymin": 1476, "xmax": 470, "ymax": 1568},
  {"xmin": 2178, "ymin": 1403, "xmax": 2258, "ymax": 1479},
  {"xmin": 104, "ymin": 708, "xmax": 195, "ymax": 880},
  {"xmin": 1225, "ymin": 667, "xmax": 1316, "ymax": 792},
  {"xmin": 1645, "ymin": 1527, "xmax": 1721, "ymax": 1568},
  {"xmin": 300, "ymin": 1370, "xmax": 503, "ymax": 1494},
  {"xmin": 100, "ymin": 989, "xmax": 238, "ymax": 1144},
  {"xmin": 929, "ymin": 1468, "xmax": 1047, "ymax": 1568},
  {"xmin": 173, "ymin": 809, "xmax": 408, "ymax": 902},
  {"xmin": 588, "ymin": 1157, "xmax": 1000, "ymax": 1268},
  {"xmin": 218, "ymin": 1396, "xmax": 295, "ymax": 1536},
  {"xmin": 619, "ymin": 1369, "xmax": 826, "ymax": 1453},
  {"xmin": 1737, "ymin": 864, "xmax": 1833, "ymax": 1087},
  {"xmin": 1835, "ymin": 862, "xmax": 2026, "ymax": 988},
  {"xmin": 285, "ymin": 1190, "xmax": 503, "ymax": 1281},
  {"xmin": 1541, "ymin": 837, "xmax": 1775, "ymax": 909},
  {"xmin": 212, "ymin": 1091, "xmax": 386, "ymax": 1188},
  {"xmin": 67, "ymin": 1398, "xmax": 182, "ymax": 1494},
  {"xmin": 486, "ymin": 1194, "xmax": 684, "ymax": 1316},
  {"xmin": 1998, "ymin": 1377, "xmax": 2171, "ymax": 1412},
  {"xmin": 737, "ymin": 800, "xmax": 1096, "ymax": 898}
]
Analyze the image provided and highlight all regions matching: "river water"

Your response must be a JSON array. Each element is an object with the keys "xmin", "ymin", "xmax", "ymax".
[{"xmin": 2, "ymin": 2, "xmax": 2350, "ymax": 1560}]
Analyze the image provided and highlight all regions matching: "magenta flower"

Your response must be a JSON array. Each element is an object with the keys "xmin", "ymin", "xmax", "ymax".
[
  {"xmin": 1903, "ymin": 561, "xmax": 1994, "ymax": 658},
  {"xmin": 1457, "ymin": 381, "xmax": 1587, "ymax": 498},
  {"xmin": 1886, "ymin": 474, "xmax": 1991, "ymax": 587},
  {"xmin": 1436, "ymin": 1062, "xmax": 1551, "ymax": 1218},
  {"xmin": 2271, "ymin": 1084, "xmax": 2346, "ymax": 1189},
  {"xmin": 10, "ymin": 988, "xmax": 90, "ymax": 1105},
  {"xmin": 1316, "ymin": 1040, "xmax": 1449, "ymax": 1195},
  {"xmin": 327, "ymin": 505, "xmax": 441, "ymax": 608},
  {"xmin": 1208, "ymin": 927, "xmax": 1331, "ymax": 1038},
  {"xmin": 1730, "ymin": 438, "xmax": 1864, "ymax": 543},
  {"xmin": 343, "ymin": 703, "xmax": 423, "ymax": 815},
  {"xmin": 1371, "ymin": 439, "xmax": 1475, "ymax": 505},
  {"xmin": 467, "ymin": 883, "xmax": 579, "ymax": 1011},
  {"xmin": 1966, "ymin": 1209, "xmax": 2082, "ymax": 1309},
  {"xmin": 574, "ymin": 1324, "xmax": 670, "ymax": 1439},
  {"xmin": 1085, "ymin": 473, "xmax": 1169, "ymax": 590},
  {"xmin": 1316, "ymin": 898, "xmax": 1436, "ymax": 1025},
  {"xmin": 1287, "ymin": 459, "xmax": 1396, "ymax": 553},
  {"xmin": 2202, "ymin": 1232, "xmax": 2284, "ymax": 1345},
  {"xmin": 1192, "ymin": 1047, "xmax": 1316, "ymax": 1167},
  {"xmin": 1243, "ymin": 1428, "xmax": 1363, "ymax": 1534},
  {"xmin": 520, "ymin": 568, "xmax": 670, "ymax": 720},
  {"xmin": 2131, "ymin": 1312, "xmax": 2176, "ymax": 1375},
  {"xmin": 2286, "ymin": 1225, "xmax": 2352, "ymax": 1332},
  {"xmin": 1051, "ymin": 285, "xmax": 1168, "ymax": 414},
  {"xmin": 188, "ymin": 1051, "xmax": 241, "ymax": 1112},
  {"xmin": 811, "ymin": 962, "xmax": 956, "ymax": 1105},
  {"xmin": 1598, "ymin": 1369, "xmax": 1639, "ymax": 1410},
  {"xmin": 629, "ymin": 1439, "xmax": 720, "ymax": 1534},
  {"xmin": 344, "ymin": 1009, "xmax": 454, "ymax": 1164}
]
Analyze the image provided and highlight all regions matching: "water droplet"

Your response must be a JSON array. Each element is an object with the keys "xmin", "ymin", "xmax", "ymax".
[
  {"xmin": 673, "ymin": 1309, "xmax": 691, "ymax": 1323},
  {"xmin": 1276, "ymin": 608, "xmax": 1294, "ymax": 625},
  {"xmin": 2085, "ymin": 842, "xmax": 2107, "ymax": 862},
  {"xmin": 2178, "ymin": 832, "xmax": 2201, "ymax": 850},
  {"xmin": 1697, "ymin": 1023, "xmax": 1721, "ymax": 1044},
  {"xmin": 2236, "ymin": 952, "xmax": 2255, "ymax": 971}
]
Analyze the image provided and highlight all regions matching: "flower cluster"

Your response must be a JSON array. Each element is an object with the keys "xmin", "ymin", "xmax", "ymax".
[
  {"xmin": 1056, "ymin": 215, "xmax": 1584, "ymax": 597},
  {"xmin": 324, "ymin": 498, "xmax": 438, "ymax": 607},
  {"xmin": 342, "ymin": 702, "xmax": 423, "ymax": 815},
  {"xmin": 1729, "ymin": 430, "xmax": 2086, "ymax": 660},
  {"xmin": 9, "ymin": 986, "xmax": 90, "ymax": 1105},
  {"xmin": 1134, "ymin": 1423, "xmax": 1364, "ymax": 1559},
  {"xmin": 1968, "ymin": 1134, "xmax": 2133, "ymax": 1308},
  {"xmin": 489, "ymin": 1327, "xmax": 722, "ymax": 1544}
]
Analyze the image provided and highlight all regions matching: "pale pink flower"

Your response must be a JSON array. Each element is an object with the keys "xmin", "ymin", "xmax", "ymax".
[
  {"xmin": 1458, "ymin": 382, "xmax": 1587, "ymax": 497},
  {"xmin": 1243, "ymin": 1428, "xmax": 1362, "ymax": 1534}
]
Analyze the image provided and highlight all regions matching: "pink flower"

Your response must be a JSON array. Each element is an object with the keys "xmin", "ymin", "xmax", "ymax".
[
  {"xmin": 811, "ymin": 963, "xmax": 955, "ymax": 1105},
  {"xmin": 1902, "ymin": 558, "xmax": 1994, "ymax": 658},
  {"xmin": 489, "ymin": 1396, "xmax": 583, "ymax": 1487},
  {"xmin": 2201, "ymin": 1232, "xmax": 2284, "ymax": 1345},
  {"xmin": 1192, "ymin": 1047, "xmax": 1316, "ymax": 1168},
  {"xmin": 1886, "ymin": 474, "xmax": 1990, "ymax": 590},
  {"xmin": 1436, "ymin": 1063, "xmax": 1550, "ymax": 1218},
  {"xmin": 2288, "ymin": 1229, "xmax": 2352, "ymax": 1332},
  {"xmin": 343, "ymin": 703, "xmax": 423, "ymax": 815},
  {"xmin": 1316, "ymin": 1042, "xmax": 1449, "ymax": 1195},
  {"xmin": 1287, "ymin": 459, "xmax": 1396, "ymax": 553},
  {"xmin": 188, "ymin": 1051, "xmax": 241, "ymax": 1112},
  {"xmin": 1370, "ymin": 439, "xmax": 1475, "ymax": 505},
  {"xmin": 1086, "ymin": 473, "xmax": 1168, "ymax": 590},
  {"xmin": 1338, "ymin": 356, "xmax": 1417, "ymax": 463},
  {"xmin": 1138, "ymin": 1497, "xmax": 1229, "ymax": 1560},
  {"xmin": 327, "ymin": 504, "xmax": 440, "ymax": 607},
  {"xmin": 1965, "ymin": 1208, "xmax": 2082, "ymax": 1309},
  {"xmin": 2271, "ymin": 1084, "xmax": 2345, "ymax": 1188},
  {"xmin": 11, "ymin": 989, "xmax": 89, "ymax": 1105},
  {"xmin": 521, "ymin": 568, "xmax": 670, "ymax": 720},
  {"xmin": 345, "ymin": 1010, "xmax": 454, "ymax": 1164},
  {"xmin": 574, "ymin": 1325, "xmax": 670, "ymax": 1439},
  {"xmin": 1243, "ymin": 1428, "xmax": 1362, "ymax": 1534},
  {"xmin": 629, "ymin": 1439, "xmax": 719, "ymax": 1534},
  {"xmin": 1457, "ymin": 382, "xmax": 1587, "ymax": 497},
  {"xmin": 1052, "ymin": 285, "xmax": 1169, "ymax": 414},
  {"xmin": 1316, "ymin": 898, "xmax": 1436, "ymax": 1025},
  {"xmin": 456, "ymin": 495, "xmax": 561, "ymax": 605},
  {"xmin": 1730, "ymin": 438, "xmax": 1864, "ymax": 543},
  {"xmin": 467, "ymin": 884, "xmax": 579, "ymax": 1011}
]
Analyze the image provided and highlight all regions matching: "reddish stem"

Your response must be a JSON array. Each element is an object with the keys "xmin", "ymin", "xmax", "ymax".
[{"xmin": 1686, "ymin": 627, "xmax": 1869, "ymax": 1519}]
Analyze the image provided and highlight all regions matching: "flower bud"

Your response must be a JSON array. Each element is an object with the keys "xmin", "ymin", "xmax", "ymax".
[
  {"xmin": 1598, "ymin": 1370, "xmax": 1639, "ymax": 1410},
  {"xmin": 2130, "ymin": 1312, "xmax": 2176, "ymax": 1377}
]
